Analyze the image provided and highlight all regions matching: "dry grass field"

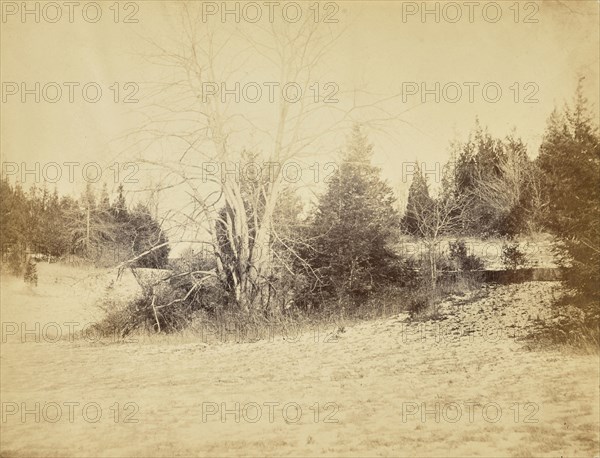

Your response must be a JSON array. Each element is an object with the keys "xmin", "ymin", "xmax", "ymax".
[{"xmin": 1, "ymin": 263, "xmax": 598, "ymax": 457}]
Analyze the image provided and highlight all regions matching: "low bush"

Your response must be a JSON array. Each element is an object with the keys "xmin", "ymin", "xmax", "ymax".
[
  {"xmin": 501, "ymin": 240, "xmax": 528, "ymax": 271},
  {"xmin": 3, "ymin": 249, "xmax": 25, "ymax": 276},
  {"xmin": 23, "ymin": 258, "xmax": 38, "ymax": 286},
  {"xmin": 95, "ymin": 277, "xmax": 228, "ymax": 337},
  {"xmin": 91, "ymin": 243, "xmax": 481, "ymax": 340},
  {"xmin": 527, "ymin": 292, "xmax": 599, "ymax": 355},
  {"xmin": 448, "ymin": 240, "xmax": 485, "ymax": 272}
]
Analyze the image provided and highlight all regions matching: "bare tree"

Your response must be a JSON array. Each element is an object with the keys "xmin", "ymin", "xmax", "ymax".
[
  {"xmin": 408, "ymin": 183, "xmax": 469, "ymax": 289},
  {"xmin": 472, "ymin": 146, "xmax": 523, "ymax": 219},
  {"xmin": 454, "ymin": 133, "xmax": 544, "ymax": 235},
  {"xmin": 127, "ymin": 5, "xmax": 378, "ymax": 312}
]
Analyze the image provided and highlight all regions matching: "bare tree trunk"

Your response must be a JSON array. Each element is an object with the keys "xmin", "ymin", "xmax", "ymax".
[
  {"xmin": 86, "ymin": 206, "xmax": 90, "ymax": 253},
  {"xmin": 429, "ymin": 244, "xmax": 437, "ymax": 289},
  {"xmin": 135, "ymin": 7, "xmax": 397, "ymax": 313}
]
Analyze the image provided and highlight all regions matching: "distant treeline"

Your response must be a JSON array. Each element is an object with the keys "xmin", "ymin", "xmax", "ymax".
[
  {"xmin": 401, "ymin": 78, "xmax": 599, "ymax": 297},
  {"xmin": 0, "ymin": 181, "xmax": 169, "ymax": 272}
]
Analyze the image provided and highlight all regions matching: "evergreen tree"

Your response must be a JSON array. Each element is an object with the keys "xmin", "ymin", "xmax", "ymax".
[
  {"xmin": 306, "ymin": 125, "xmax": 400, "ymax": 299},
  {"xmin": 402, "ymin": 162, "xmax": 432, "ymax": 236},
  {"xmin": 26, "ymin": 184, "xmax": 42, "ymax": 252},
  {"xmin": 0, "ymin": 179, "xmax": 170, "ymax": 269},
  {"xmin": 111, "ymin": 183, "xmax": 128, "ymax": 222},
  {"xmin": 99, "ymin": 183, "xmax": 111, "ymax": 214},
  {"xmin": 36, "ymin": 186, "xmax": 70, "ymax": 259},
  {"xmin": 0, "ymin": 178, "xmax": 28, "ymax": 272},
  {"xmin": 537, "ymin": 77, "xmax": 600, "ymax": 297},
  {"xmin": 452, "ymin": 124, "xmax": 534, "ymax": 236}
]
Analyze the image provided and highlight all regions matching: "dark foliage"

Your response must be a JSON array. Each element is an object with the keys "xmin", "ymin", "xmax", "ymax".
[
  {"xmin": 536, "ymin": 77, "xmax": 600, "ymax": 298},
  {"xmin": 23, "ymin": 258, "xmax": 38, "ymax": 286},
  {"xmin": 448, "ymin": 240, "xmax": 485, "ymax": 272},
  {"xmin": 303, "ymin": 125, "xmax": 403, "ymax": 301},
  {"xmin": 0, "ymin": 179, "xmax": 170, "ymax": 270}
]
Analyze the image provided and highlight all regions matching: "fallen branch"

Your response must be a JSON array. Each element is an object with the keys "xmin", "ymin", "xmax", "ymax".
[{"xmin": 155, "ymin": 274, "xmax": 215, "ymax": 310}]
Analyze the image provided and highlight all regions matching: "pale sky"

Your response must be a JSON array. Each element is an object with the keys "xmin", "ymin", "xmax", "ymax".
[{"xmin": 1, "ymin": 0, "xmax": 599, "ymax": 249}]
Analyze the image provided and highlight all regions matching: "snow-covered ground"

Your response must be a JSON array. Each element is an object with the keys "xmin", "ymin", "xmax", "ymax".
[{"xmin": 1, "ymin": 263, "xmax": 598, "ymax": 457}]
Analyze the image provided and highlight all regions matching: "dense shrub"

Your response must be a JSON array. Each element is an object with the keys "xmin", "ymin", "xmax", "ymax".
[
  {"xmin": 303, "ymin": 126, "xmax": 402, "ymax": 302},
  {"xmin": 5, "ymin": 248, "xmax": 25, "ymax": 276},
  {"xmin": 23, "ymin": 258, "xmax": 38, "ymax": 286},
  {"xmin": 94, "ymin": 248, "xmax": 228, "ymax": 336},
  {"xmin": 448, "ymin": 240, "xmax": 485, "ymax": 272},
  {"xmin": 451, "ymin": 124, "xmax": 535, "ymax": 237},
  {"xmin": 501, "ymin": 241, "xmax": 528, "ymax": 271},
  {"xmin": 537, "ymin": 78, "xmax": 599, "ymax": 298},
  {"xmin": 127, "ymin": 205, "xmax": 170, "ymax": 269},
  {"xmin": 0, "ymin": 179, "xmax": 170, "ymax": 270},
  {"xmin": 94, "ymin": 286, "xmax": 195, "ymax": 336}
]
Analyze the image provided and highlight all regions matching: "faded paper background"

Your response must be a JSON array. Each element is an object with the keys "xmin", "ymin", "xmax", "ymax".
[{"xmin": 1, "ymin": 1, "xmax": 599, "ymax": 457}]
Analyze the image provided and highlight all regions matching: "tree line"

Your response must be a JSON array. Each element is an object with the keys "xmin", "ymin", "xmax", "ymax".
[
  {"xmin": 2, "ymin": 79, "xmax": 597, "ymax": 332},
  {"xmin": 0, "ymin": 181, "xmax": 170, "ymax": 273},
  {"xmin": 178, "ymin": 79, "xmax": 597, "ymax": 317},
  {"xmin": 300, "ymin": 79, "xmax": 599, "ymax": 304}
]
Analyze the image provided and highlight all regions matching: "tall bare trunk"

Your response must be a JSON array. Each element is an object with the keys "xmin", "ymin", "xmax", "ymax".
[
  {"xmin": 86, "ymin": 206, "xmax": 90, "ymax": 253},
  {"xmin": 429, "ymin": 244, "xmax": 437, "ymax": 290}
]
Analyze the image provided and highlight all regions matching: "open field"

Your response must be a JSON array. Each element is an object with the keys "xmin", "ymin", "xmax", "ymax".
[{"xmin": 1, "ymin": 264, "xmax": 598, "ymax": 457}]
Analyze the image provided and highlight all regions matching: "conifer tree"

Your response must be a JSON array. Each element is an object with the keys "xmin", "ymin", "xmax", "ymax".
[
  {"xmin": 306, "ymin": 125, "xmax": 399, "ymax": 299},
  {"xmin": 537, "ymin": 77, "xmax": 600, "ymax": 297},
  {"xmin": 402, "ymin": 162, "xmax": 432, "ymax": 236}
]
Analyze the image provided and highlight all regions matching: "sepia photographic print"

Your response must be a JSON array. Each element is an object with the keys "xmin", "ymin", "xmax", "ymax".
[{"xmin": 1, "ymin": 1, "xmax": 599, "ymax": 456}]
